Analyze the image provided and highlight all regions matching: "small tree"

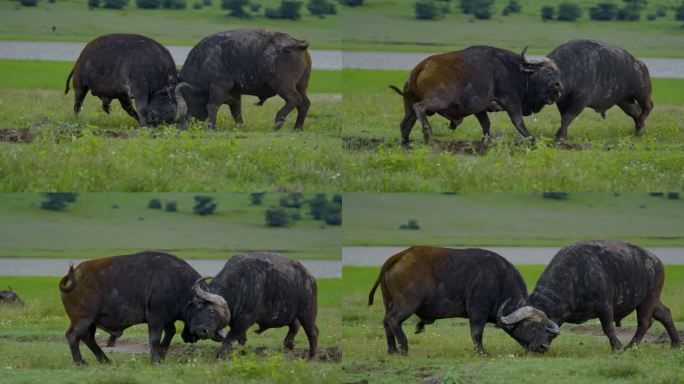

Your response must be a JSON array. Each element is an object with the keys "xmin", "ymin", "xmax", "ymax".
[
  {"xmin": 102, "ymin": 0, "xmax": 129, "ymax": 8},
  {"xmin": 307, "ymin": 0, "xmax": 336, "ymax": 17},
  {"xmin": 265, "ymin": 207, "xmax": 292, "ymax": 227},
  {"xmin": 249, "ymin": 192, "xmax": 265, "ymax": 206},
  {"xmin": 162, "ymin": 0, "xmax": 186, "ymax": 8},
  {"xmin": 677, "ymin": 2, "xmax": 684, "ymax": 21},
  {"xmin": 589, "ymin": 2, "xmax": 617, "ymax": 20},
  {"xmin": 471, "ymin": 0, "xmax": 494, "ymax": 19},
  {"xmin": 399, "ymin": 219, "xmax": 420, "ymax": 230},
  {"xmin": 415, "ymin": 0, "xmax": 444, "ymax": 19},
  {"xmin": 324, "ymin": 202, "xmax": 341, "ymax": 225},
  {"xmin": 20, "ymin": 0, "xmax": 39, "ymax": 6},
  {"xmin": 503, "ymin": 0, "xmax": 521, "ymax": 13},
  {"xmin": 308, "ymin": 193, "xmax": 329, "ymax": 220},
  {"xmin": 332, "ymin": 194, "xmax": 342, "ymax": 205},
  {"xmin": 541, "ymin": 5, "xmax": 554, "ymax": 21},
  {"xmin": 616, "ymin": 6, "xmax": 640, "ymax": 20},
  {"xmin": 278, "ymin": 0, "xmax": 302, "ymax": 19},
  {"xmin": 556, "ymin": 2, "xmax": 582, "ymax": 21},
  {"xmin": 193, "ymin": 1, "xmax": 203, "ymax": 8},
  {"xmin": 40, "ymin": 193, "xmax": 79, "ymax": 212},
  {"xmin": 655, "ymin": 5, "xmax": 665, "ymax": 17},
  {"xmin": 148, "ymin": 198, "xmax": 162, "ymax": 209},
  {"xmin": 137, "ymin": 0, "xmax": 161, "ymax": 8},
  {"xmin": 279, "ymin": 193, "xmax": 305, "ymax": 208},
  {"xmin": 340, "ymin": 0, "xmax": 362, "ymax": 6},
  {"xmin": 222, "ymin": 0, "xmax": 250, "ymax": 17},
  {"xmin": 88, "ymin": 0, "xmax": 100, "ymax": 7},
  {"xmin": 459, "ymin": 0, "xmax": 474, "ymax": 13},
  {"xmin": 165, "ymin": 201, "xmax": 178, "ymax": 212},
  {"xmin": 193, "ymin": 195, "xmax": 217, "ymax": 216}
]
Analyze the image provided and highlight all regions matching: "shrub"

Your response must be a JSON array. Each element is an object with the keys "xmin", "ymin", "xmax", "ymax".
[
  {"xmin": 265, "ymin": 207, "xmax": 292, "ymax": 227},
  {"xmin": 40, "ymin": 193, "xmax": 78, "ymax": 212},
  {"xmin": 646, "ymin": 13, "xmax": 656, "ymax": 20},
  {"xmin": 308, "ymin": 193, "xmax": 329, "ymax": 220},
  {"xmin": 148, "ymin": 198, "xmax": 162, "ymax": 209},
  {"xmin": 202, "ymin": 0, "xmax": 211, "ymax": 4},
  {"xmin": 649, "ymin": 192, "xmax": 664, "ymax": 197},
  {"xmin": 48, "ymin": 0, "xmax": 56, "ymax": 3},
  {"xmin": 617, "ymin": 6, "xmax": 640, "ymax": 20},
  {"xmin": 324, "ymin": 202, "xmax": 341, "ymax": 225},
  {"xmin": 472, "ymin": 3, "xmax": 493, "ymax": 19},
  {"xmin": 163, "ymin": 0, "xmax": 186, "ymax": 8},
  {"xmin": 332, "ymin": 194, "xmax": 341, "ymax": 205},
  {"xmin": 165, "ymin": 201, "xmax": 177, "ymax": 212},
  {"xmin": 193, "ymin": 195, "xmax": 217, "ymax": 216},
  {"xmin": 265, "ymin": 7, "xmax": 280, "ymax": 17},
  {"xmin": 222, "ymin": 0, "xmax": 250, "ymax": 17},
  {"xmin": 415, "ymin": 0, "xmax": 444, "ymax": 20},
  {"xmin": 102, "ymin": 0, "xmax": 128, "ymax": 8},
  {"xmin": 677, "ymin": 3, "xmax": 684, "ymax": 21},
  {"xmin": 20, "ymin": 0, "xmax": 39, "ymax": 5},
  {"xmin": 193, "ymin": 1, "xmax": 203, "ymax": 8},
  {"xmin": 589, "ymin": 2, "xmax": 617, "ymax": 20},
  {"xmin": 541, "ymin": 5, "xmax": 554, "ymax": 20},
  {"xmin": 542, "ymin": 192, "xmax": 569, "ymax": 200},
  {"xmin": 667, "ymin": 192, "xmax": 680, "ymax": 200},
  {"xmin": 399, "ymin": 219, "xmax": 420, "ymax": 230},
  {"xmin": 249, "ymin": 2, "xmax": 260, "ymax": 11},
  {"xmin": 88, "ymin": 0, "xmax": 100, "ymax": 7},
  {"xmin": 279, "ymin": 193, "xmax": 305, "ymax": 208},
  {"xmin": 503, "ymin": 0, "xmax": 521, "ymax": 14},
  {"xmin": 278, "ymin": 0, "xmax": 302, "ymax": 19},
  {"xmin": 340, "ymin": 0, "xmax": 362, "ymax": 6},
  {"xmin": 556, "ymin": 2, "xmax": 581, "ymax": 21},
  {"xmin": 137, "ymin": 0, "xmax": 160, "ymax": 8},
  {"xmin": 307, "ymin": 0, "xmax": 336, "ymax": 17},
  {"xmin": 655, "ymin": 5, "xmax": 665, "ymax": 17},
  {"xmin": 249, "ymin": 192, "xmax": 265, "ymax": 205},
  {"xmin": 459, "ymin": 0, "xmax": 474, "ymax": 13}
]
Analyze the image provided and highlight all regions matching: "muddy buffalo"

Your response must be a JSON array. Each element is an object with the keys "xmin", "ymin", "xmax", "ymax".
[
  {"xmin": 59, "ymin": 252, "xmax": 230, "ymax": 365},
  {"xmin": 179, "ymin": 29, "xmax": 312, "ymax": 130},
  {"xmin": 530, "ymin": 240, "xmax": 680, "ymax": 351},
  {"xmin": 65, "ymin": 34, "xmax": 186, "ymax": 127},
  {"xmin": 390, "ymin": 46, "xmax": 562, "ymax": 145},
  {"xmin": 548, "ymin": 40, "xmax": 653, "ymax": 140},
  {"xmin": 368, "ymin": 246, "xmax": 560, "ymax": 355},
  {"xmin": 187, "ymin": 252, "xmax": 319, "ymax": 358}
]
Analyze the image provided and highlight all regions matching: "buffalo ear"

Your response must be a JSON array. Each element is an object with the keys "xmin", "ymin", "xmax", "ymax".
[{"xmin": 283, "ymin": 40, "xmax": 310, "ymax": 52}]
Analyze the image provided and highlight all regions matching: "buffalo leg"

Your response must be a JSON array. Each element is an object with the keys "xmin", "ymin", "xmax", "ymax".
[
  {"xmin": 385, "ymin": 307, "xmax": 414, "ymax": 355},
  {"xmin": 437, "ymin": 108, "xmax": 463, "ymax": 131},
  {"xmin": 274, "ymin": 89, "xmax": 303, "ymax": 131},
  {"xmin": 505, "ymin": 109, "xmax": 533, "ymax": 141},
  {"xmin": 73, "ymin": 86, "xmax": 88, "ymax": 115},
  {"xmin": 413, "ymin": 98, "xmax": 448, "ymax": 145},
  {"xmin": 634, "ymin": 96, "xmax": 653, "ymax": 135},
  {"xmin": 598, "ymin": 307, "xmax": 622, "ymax": 351},
  {"xmin": 228, "ymin": 97, "xmax": 244, "ymax": 127},
  {"xmin": 106, "ymin": 334, "xmax": 117, "ymax": 347},
  {"xmin": 118, "ymin": 97, "xmax": 140, "ymax": 122},
  {"xmin": 65, "ymin": 324, "xmax": 87, "ymax": 365},
  {"xmin": 159, "ymin": 323, "xmax": 176, "ymax": 359},
  {"xmin": 399, "ymin": 110, "xmax": 417, "ymax": 147},
  {"xmin": 284, "ymin": 321, "xmax": 301, "ymax": 350},
  {"xmin": 298, "ymin": 315, "xmax": 318, "ymax": 359},
  {"xmin": 293, "ymin": 91, "xmax": 310, "ymax": 130},
  {"xmin": 148, "ymin": 323, "xmax": 164, "ymax": 364},
  {"xmin": 217, "ymin": 321, "xmax": 251, "ymax": 358},
  {"xmin": 652, "ymin": 302, "xmax": 680, "ymax": 348},
  {"xmin": 468, "ymin": 318, "xmax": 487, "ymax": 355},
  {"xmin": 101, "ymin": 97, "xmax": 112, "ymax": 114},
  {"xmin": 237, "ymin": 330, "xmax": 247, "ymax": 346},
  {"xmin": 82, "ymin": 326, "xmax": 110, "ymax": 364},
  {"xmin": 475, "ymin": 112, "xmax": 491, "ymax": 138},
  {"xmin": 554, "ymin": 102, "xmax": 584, "ymax": 141},
  {"xmin": 627, "ymin": 302, "xmax": 656, "ymax": 349}
]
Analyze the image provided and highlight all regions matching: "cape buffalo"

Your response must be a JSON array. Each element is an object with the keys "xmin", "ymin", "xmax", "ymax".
[
  {"xmin": 529, "ymin": 240, "xmax": 680, "ymax": 351},
  {"xmin": 65, "ymin": 34, "xmax": 186, "ymax": 127},
  {"xmin": 179, "ymin": 29, "xmax": 312, "ymax": 131},
  {"xmin": 187, "ymin": 252, "xmax": 319, "ymax": 358},
  {"xmin": 548, "ymin": 40, "xmax": 653, "ymax": 140},
  {"xmin": 389, "ymin": 45, "xmax": 562, "ymax": 145},
  {"xmin": 59, "ymin": 252, "xmax": 230, "ymax": 365},
  {"xmin": 0, "ymin": 287, "xmax": 25, "ymax": 306},
  {"xmin": 368, "ymin": 246, "xmax": 560, "ymax": 355}
]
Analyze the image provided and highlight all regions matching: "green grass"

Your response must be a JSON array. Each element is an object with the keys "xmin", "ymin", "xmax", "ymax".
[
  {"xmin": 0, "ymin": 193, "xmax": 341, "ymax": 260},
  {"xmin": 341, "ymin": 70, "xmax": 684, "ymax": 191},
  {"xmin": 342, "ymin": 266, "xmax": 684, "ymax": 384},
  {"xmin": 0, "ymin": 0, "xmax": 341, "ymax": 48},
  {"xmin": 0, "ymin": 276, "xmax": 341, "ymax": 384},
  {"xmin": 342, "ymin": 192, "xmax": 684, "ymax": 247},
  {"xmin": 341, "ymin": 0, "xmax": 684, "ymax": 57}
]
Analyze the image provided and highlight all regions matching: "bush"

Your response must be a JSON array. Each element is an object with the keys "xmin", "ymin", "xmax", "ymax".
[
  {"xmin": 193, "ymin": 195, "xmax": 217, "ymax": 216},
  {"xmin": 88, "ymin": 0, "xmax": 100, "ymax": 7},
  {"xmin": 399, "ymin": 219, "xmax": 420, "ymax": 230},
  {"xmin": 617, "ymin": 6, "xmax": 640, "ymax": 20},
  {"xmin": 646, "ymin": 13, "xmax": 656, "ymax": 20},
  {"xmin": 649, "ymin": 192, "xmax": 664, "ymax": 197},
  {"xmin": 667, "ymin": 192, "xmax": 680, "ymax": 200},
  {"xmin": 165, "ymin": 201, "xmax": 178, "ymax": 212},
  {"xmin": 677, "ymin": 2, "xmax": 684, "ymax": 21},
  {"xmin": 459, "ymin": 0, "xmax": 492, "ymax": 18},
  {"xmin": 459, "ymin": 0, "xmax": 474, "ymax": 13},
  {"xmin": 308, "ymin": 0, "xmax": 336, "ymax": 17},
  {"xmin": 278, "ymin": 0, "xmax": 302, "ymax": 19},
  {"xmin": 40, "ymin": 193, "xmax": 78, "ymax": 212},
  {"xmin": 324, "ymin": 202, "xmax": 341, "ymax": 225},
  {"xmin": 279, "ymin": 193, "xmax": 305, "ymax": 208},
  {"xmin": 340, "ymin": 0, "xmax": 362, "ymax": 6},
  {"xmin": 102, "ymin": 0, "xmax": 128, "ymax": 8},
  {"xmin": 332, "ymin": 194, "xmax": 341, "ymax": 205},
  {"xmin": 589, "ymin": 2, "xmax": 617, "ymax": 20},
  {"xmin": 249, "ymin": 2, "xmax": 260, "ymax": 11},
  {"xmin": 163, "ymin": 0, "xmax": 186, "ymax": 8},
  {"xmin": 265, "ymin": 207, "xmax": 292, "ymax": 227},
  {"xmin": 222, "ymin": 0, "xmax": 250, "ymax": 17},
  {"xmin": 20, "ymin": 0, "xmax": 39, "ymax": 5},
  {"xmin": 540, "ymin": 5, "xmax": 554, "ymax": 20},
  {"xmin": 542, "ymin": 192, "xmax": 569, "ymax": 200},
  {"xmin": 265, "ymin": 7, "xmax": 280, "ymax": 17},
  {"xmin": 308, "ymin": 193, "xmax": 329, "ymax": 220},
  {"xmin": 473, "ymin": 3, "xmax": 493, "ymax": 19},
  {"xmin": 193, "ymin": 1, "xmax": 203, "ymax": 8},
  {"xmin": 503, "ymin": 0, "xmax": 521, "ymax": 13},
  {"xmin": 137, "ymin": 0, "xmax": 160, "ymax": 8},
  {"xmin": 202, "ymin": 0, "xmax": 211, "ymax": 4},
  {"xmin": 415, "ymin": 0, "xmax": 444, "ymax": 20},
  {"xmin": 148, "ymin": 198, "xmax": 162, "ymax": 209},
  {"xmin": 249, "ymin": 192, "xmax": 265, "ymax": 205},
  {"xmin": 556, "ymin": 2, "xmax": 581, "ymax": 21},
  {"xmin": 655, "ymin": 5, "xmax": 666, "ymax": 17}
]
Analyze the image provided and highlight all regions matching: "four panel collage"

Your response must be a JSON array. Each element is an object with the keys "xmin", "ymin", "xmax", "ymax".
[{"xmin": 0, "ymin": 0, "xmax": 683, "ymax": 383}]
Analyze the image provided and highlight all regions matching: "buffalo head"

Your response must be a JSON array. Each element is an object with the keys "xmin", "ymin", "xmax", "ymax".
[
  {"xmin": 497, "ymin": 299, "xmax": 560, "ymax": 353},
  {"xmin": 143, "ymin": 82, "xmax": 190, "ymax": 126},
  {"xmin": 186, "ymin": 277, "xmax": 230, "ymax": 342},
  {"xmin": 519, "ymin": 45, "xmax": 563, "ymax": 114}
]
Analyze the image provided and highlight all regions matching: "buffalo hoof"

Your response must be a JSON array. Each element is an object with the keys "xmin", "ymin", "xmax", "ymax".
[
  {"xmin": 74, "ymin": 359, "xmax": 88, "ymax": 366},
  {"xmin": 387, "ymin": 347, "xmax": 398, "ymax": 354},
  {"xmin": 635, "ymin": 129, "xmax": 645, "ymax": 136}
]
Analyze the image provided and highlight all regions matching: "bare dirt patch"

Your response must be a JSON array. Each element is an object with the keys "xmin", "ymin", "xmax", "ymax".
[
  {"xmin": 566, "ymin": 325, "xmax": 682, "ymax": 344},
  {"xmin": 0, "ymin": 128, "xmax": 34, "ymax": 143},
  {"xmin": 431, "ymin": 140, "xmax": 489, "ymax": 156}
]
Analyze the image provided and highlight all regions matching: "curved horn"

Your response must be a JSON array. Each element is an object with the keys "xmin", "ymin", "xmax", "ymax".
[
  {"xmin": 547, "ymin": 320, "xmax": 560, "ymax": 335},
  {"xmin": 174, "ymin": 83, "xmax": 189, "ymax": 121},
  {"xmin": 520, "ymin": 44, "xmax": 530, "ymax": 62},
  {"xmin": 497, "ymin": 298, "xmax": 511, "ymax": 325},
  {"xmin": 500, "ymin": 305, "xmax": 538, "ymax": 325},
  {"xmin": 192, "ymin": 277, "xmax": 231, "ymax": 323}
]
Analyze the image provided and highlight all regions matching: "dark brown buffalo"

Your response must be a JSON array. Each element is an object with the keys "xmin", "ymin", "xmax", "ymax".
[
  {"xmin": 187, "ymin": 252, "xmax": 319, "ymax": 358},
  {"xmin": 179, "ymin": 29, "xmax": 312, "ymax": 130},
  {"xmin": 530, "ymin": 240, "xmax": 680, "ymax": 351},
  {"xmin": 368, "ymin": 246, "xmax": 559, "ymax": 355},
  {"xmin": 59, "ymin": 251, "xmax": 230, "ymax": 365},
  {"xmin": 548, "ymin": 40, "xmax": 653, "ymax": 140},
  {"xmin": 65, "ymin": 34, "xmax": 186, "ymax": 127},
  {"xmin": 0, "ymin": 287, "xmax": 25, "ymax": 306},
  {"xmin": 390, "ymin": 46, "xmax": 562, "ymax": 145}
]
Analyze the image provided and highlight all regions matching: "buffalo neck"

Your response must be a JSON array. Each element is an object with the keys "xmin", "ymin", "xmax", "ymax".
[{"xmin": 529, "ymin": 286, "xmax": 567, "ymax": 324}]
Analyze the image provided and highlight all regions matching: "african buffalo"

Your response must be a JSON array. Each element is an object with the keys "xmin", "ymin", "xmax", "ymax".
[
  {"xmin": 0, "ymin": 287, "xmax": 25, "ymax": 306},
  {"xmin": 187, "ymin": 252, "xmax": 319, "ymax": 358},
  {"xmin": 368, "ymin": 246, "xmax": 560, "ymax": 355},
  {"xmin": 389, "ymin": 45, "xmax": 562, "ymax": 145},
  {"xmin": 529, "ymin": 240, "xmax": 680, "ymax": 351},
  {"xmin": 59, "ymin": 251, "xmax": 230, "ymax": 365},
  {"xmin": 548, "ymin": 40, "xmax": 653, "ymax": 140},
  {"xmin": 179, "ymin": 29, "xmax": 312, "ymax": 130},
  {"xmin": 65, "ymin": 34, "xmax": 186, "ymax": 127}
]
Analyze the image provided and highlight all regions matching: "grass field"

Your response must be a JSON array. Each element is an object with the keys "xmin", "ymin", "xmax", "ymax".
[
  {"xmin": 0, "ymin": 193, "xmax": 341, "ymax": 260},
  {"xmin": 0, "ymin": 276, "xmax": 341, "ymax": 384},
  {"xmin": 342, "ymin": 192, "xmax": 684, "ymax": 247},
  {"xmin": 0, "ymin": 0, "xmax": 340, "ymax": 48},
  {"xmin": 341, "ymin": 266, "xmax": 684, "ymax": 384},
  {"xmin": 341, "ymin": 70, "xmax": 684, "ymax": 191},
  {"xmin": 0, "ymin": 63, "xmax": 341, "ymax": 191},
  {"xmin": 341, "ymin": 0, "xmax": 684, "ymax": 56}
]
